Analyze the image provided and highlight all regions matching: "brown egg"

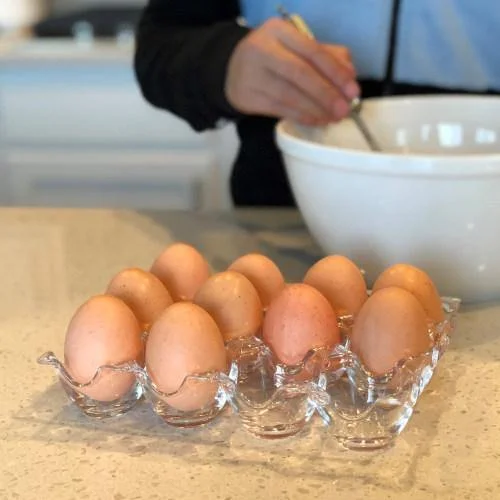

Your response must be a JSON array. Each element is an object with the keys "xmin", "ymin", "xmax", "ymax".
[
  {"xmin": 303, "ymin": 254, "xmax": 368, "ymax": 317},
  {"xmin": 372, "ymin": 263, "xmax": 444, "ymax": 323},
  {"xmin": 193, "ymin": 270, "xmax": 263, "ymax": 342},
  {"xmin": 350, "ymin": 286, "xmax": 432, "ymax": 376},
  {"xmin": 227, "ymin": 253, "xmax": 285, "ymax": 309},
  {"xmin": 263, "ymin": 283, "xmax": 340, "ymax": 366},
  {"xmin": 150, "ymin": 242, "xmax": 211, "ymax": 302},
  {"xmin": 146, "ymin": 302, "xmax": 227, "ymax": 411},
  {"xmin": 105, "ymin": 267, "xmax": 174, "ymax": 331},
  {"xmin": 64, "ymin": 295, "xmax": 144, "ymax": 401}
]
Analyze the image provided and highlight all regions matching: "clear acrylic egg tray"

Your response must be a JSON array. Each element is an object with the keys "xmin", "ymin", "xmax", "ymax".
[{"xmin": 37, "ymin": 296, "xmax": 461, "ymax": 451}]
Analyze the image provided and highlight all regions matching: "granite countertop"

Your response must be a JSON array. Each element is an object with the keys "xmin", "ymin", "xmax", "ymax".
[{"xmin": 1, "ymin": 207, "xmax": 499, "ymax": 500}]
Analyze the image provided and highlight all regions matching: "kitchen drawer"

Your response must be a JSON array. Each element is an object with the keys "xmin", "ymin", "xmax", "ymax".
[
  {"xmin": 5, "ymin": 149, "xmax": 217, "ymax": 210},
  {"xmin": 0, "ymin": 63, "xmax": 208, "ymax": 148}
]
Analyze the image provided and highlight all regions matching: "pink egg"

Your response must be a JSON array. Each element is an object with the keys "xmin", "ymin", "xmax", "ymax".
[
  {"xmin": 193, "ymin": 271, "xmax": 263, "ymax": 342},
  {"xmin": 150, "ymin": 242, "xmax": 211, "ymax": 302},
  {"xmin": 64, "ymin": 295, "xmax": 144, "ymax": 402},
  {"xmin": 228, "ymin": 253, "xmax": 285, "ymax": 309},
  {"xmin": 350, "ymin": 286, "xmax": 432, "ymax": 376},
  {"xmin": 304, "ymin": 254, "xmax": 368, "ymax": 317},
  {"xmin": 106, "ymin": 267, "xmax": 173, "ymax": 331},
  {"xmin": 263, "ymin": 283, "xmax": 340, "ymax": 366},
  {"xmin": 146, "ymin": 302, "xmax": 227, "ymax": 412}
]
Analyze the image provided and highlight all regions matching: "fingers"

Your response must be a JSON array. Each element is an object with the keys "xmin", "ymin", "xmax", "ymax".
[
  {"xmin": 259, "ymin": 69, "xmax": 332, "ymax": 124},
  {"xmin": 264, "ymin": 40, "xmax": 350, "ymax": 120},
  {"xmin": 246, "ymin": 90, "xmax": 326, "ymax": 125},
  {"xmin": 224, "ymin": 17, "xmax": 361, "ymax": 124},
  {"xmin": 232, "ymin": 63, "xmax": 331, "ymax": 125},
  {"xmin": 268, "ymin": 19, "xmax": 360, "ymax": 100}
]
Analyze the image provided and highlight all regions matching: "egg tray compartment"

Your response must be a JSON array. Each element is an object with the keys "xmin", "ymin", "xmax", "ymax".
[{"xmin": 37, "ymin": 296, "xmax": 460, "ymax": 450}]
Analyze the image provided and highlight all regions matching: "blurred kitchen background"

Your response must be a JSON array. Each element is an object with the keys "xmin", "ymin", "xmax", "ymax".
[{"xmin": 0, "ymin": 0, "xmax": 240, "ymax": 211}]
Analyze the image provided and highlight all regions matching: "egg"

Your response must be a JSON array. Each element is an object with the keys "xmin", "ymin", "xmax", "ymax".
[
  {"xmin": 150, "ymin": 242, "xmax": 211, "ymax": 302},
  {"xmin": 227, "ymin": 253, "xmax": 285, "ymax": 309},
  {"xmin": 303, "ymin": 254, "xmax": 368, "ymax": 317},
  {"xmin": 372, "ymin": 263, "xmax": 444, "ymax": 323},
  {"xmin": 146, "ymin": 302, "xmax": 227, "ymax": 411},
  {"xmin": 350, "ymin": 286, "xmax": 432, "ymax": 376},
  {"xmin": 105, "ymin": 267, "xmax": 174, "ymax": 331},
  {"xmin": 263, "ymin": 283, "xmax": 340, "ymax": 366},
  {"xmin": 64, "ymin": 295, "xmax": 144, "ymax": 401},
  {"xmin": 193, "ymin": 271, "xmax": 263, "ymax": 342}
]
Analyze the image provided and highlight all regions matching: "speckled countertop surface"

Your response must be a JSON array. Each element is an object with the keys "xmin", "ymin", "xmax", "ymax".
[{"xmin": 1, "ymin": 208, "xmax": 499, "ymax": 500}]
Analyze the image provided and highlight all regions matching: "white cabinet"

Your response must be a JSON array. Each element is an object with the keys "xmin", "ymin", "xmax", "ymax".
[
  {"xmin": 0, "ymin": 39, "xmax": 238, "ymax": 210},
  {"xmin": 5, "ymin": 149, "xmax": 218, "ymax": 210},
  {"xmin": 0, "ymin": 65, "xmax": 209, "ymax": 147}
]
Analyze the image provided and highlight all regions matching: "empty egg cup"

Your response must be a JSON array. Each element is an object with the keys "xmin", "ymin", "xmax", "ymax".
[
  {"xmin": 223, "ymin": 336, "xmax": 331, "ymax": 439},
  {"xmin": 37, "ymin": 351, "xmax": 144, "ymax": 419},
  {"xmin": 434, "ymin": 296, "xmax": 461, "ymax": 354},
  {"xmin": 121, "ymin": 362, "xmax": 229, "ymax": 428},
  {"xmin": 318, "ymin": 296, "xmax": 461, "ymax": 450}
]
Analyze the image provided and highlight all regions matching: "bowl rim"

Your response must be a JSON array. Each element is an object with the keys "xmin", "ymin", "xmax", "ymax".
[{"xmin": 275, "ymin": 94, "xmax": 500, "ymax": 173}]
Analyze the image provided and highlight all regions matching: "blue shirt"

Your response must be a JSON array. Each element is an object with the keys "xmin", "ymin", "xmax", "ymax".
[{"xmin": 239, "ymin": 0, "xmax": 500, "ymax": 91}]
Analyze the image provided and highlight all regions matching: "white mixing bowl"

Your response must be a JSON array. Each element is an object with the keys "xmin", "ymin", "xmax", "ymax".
[{"xmin": 275, "ymin": 95, "xmax": 500, "ymax": 303}]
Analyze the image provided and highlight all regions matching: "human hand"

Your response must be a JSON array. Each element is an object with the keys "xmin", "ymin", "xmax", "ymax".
[{"xmin": 225, "ymin": 18, "xmax": 360, "ymax": 125}]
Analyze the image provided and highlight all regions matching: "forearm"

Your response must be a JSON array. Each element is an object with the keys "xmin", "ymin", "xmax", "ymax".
[{"xmin": 134, "ymin": 1, "xmax": 250, "ymax": 131}]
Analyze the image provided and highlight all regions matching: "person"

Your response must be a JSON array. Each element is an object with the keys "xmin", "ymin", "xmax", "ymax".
[{"xmin": 134, "ymin": 1, "xmax": 500, "ymax": 207}]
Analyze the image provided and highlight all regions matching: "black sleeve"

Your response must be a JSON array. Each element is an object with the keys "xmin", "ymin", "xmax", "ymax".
[{"xmin": 134, "ymin": 0, "xmax": 251, "ymax": 132}]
